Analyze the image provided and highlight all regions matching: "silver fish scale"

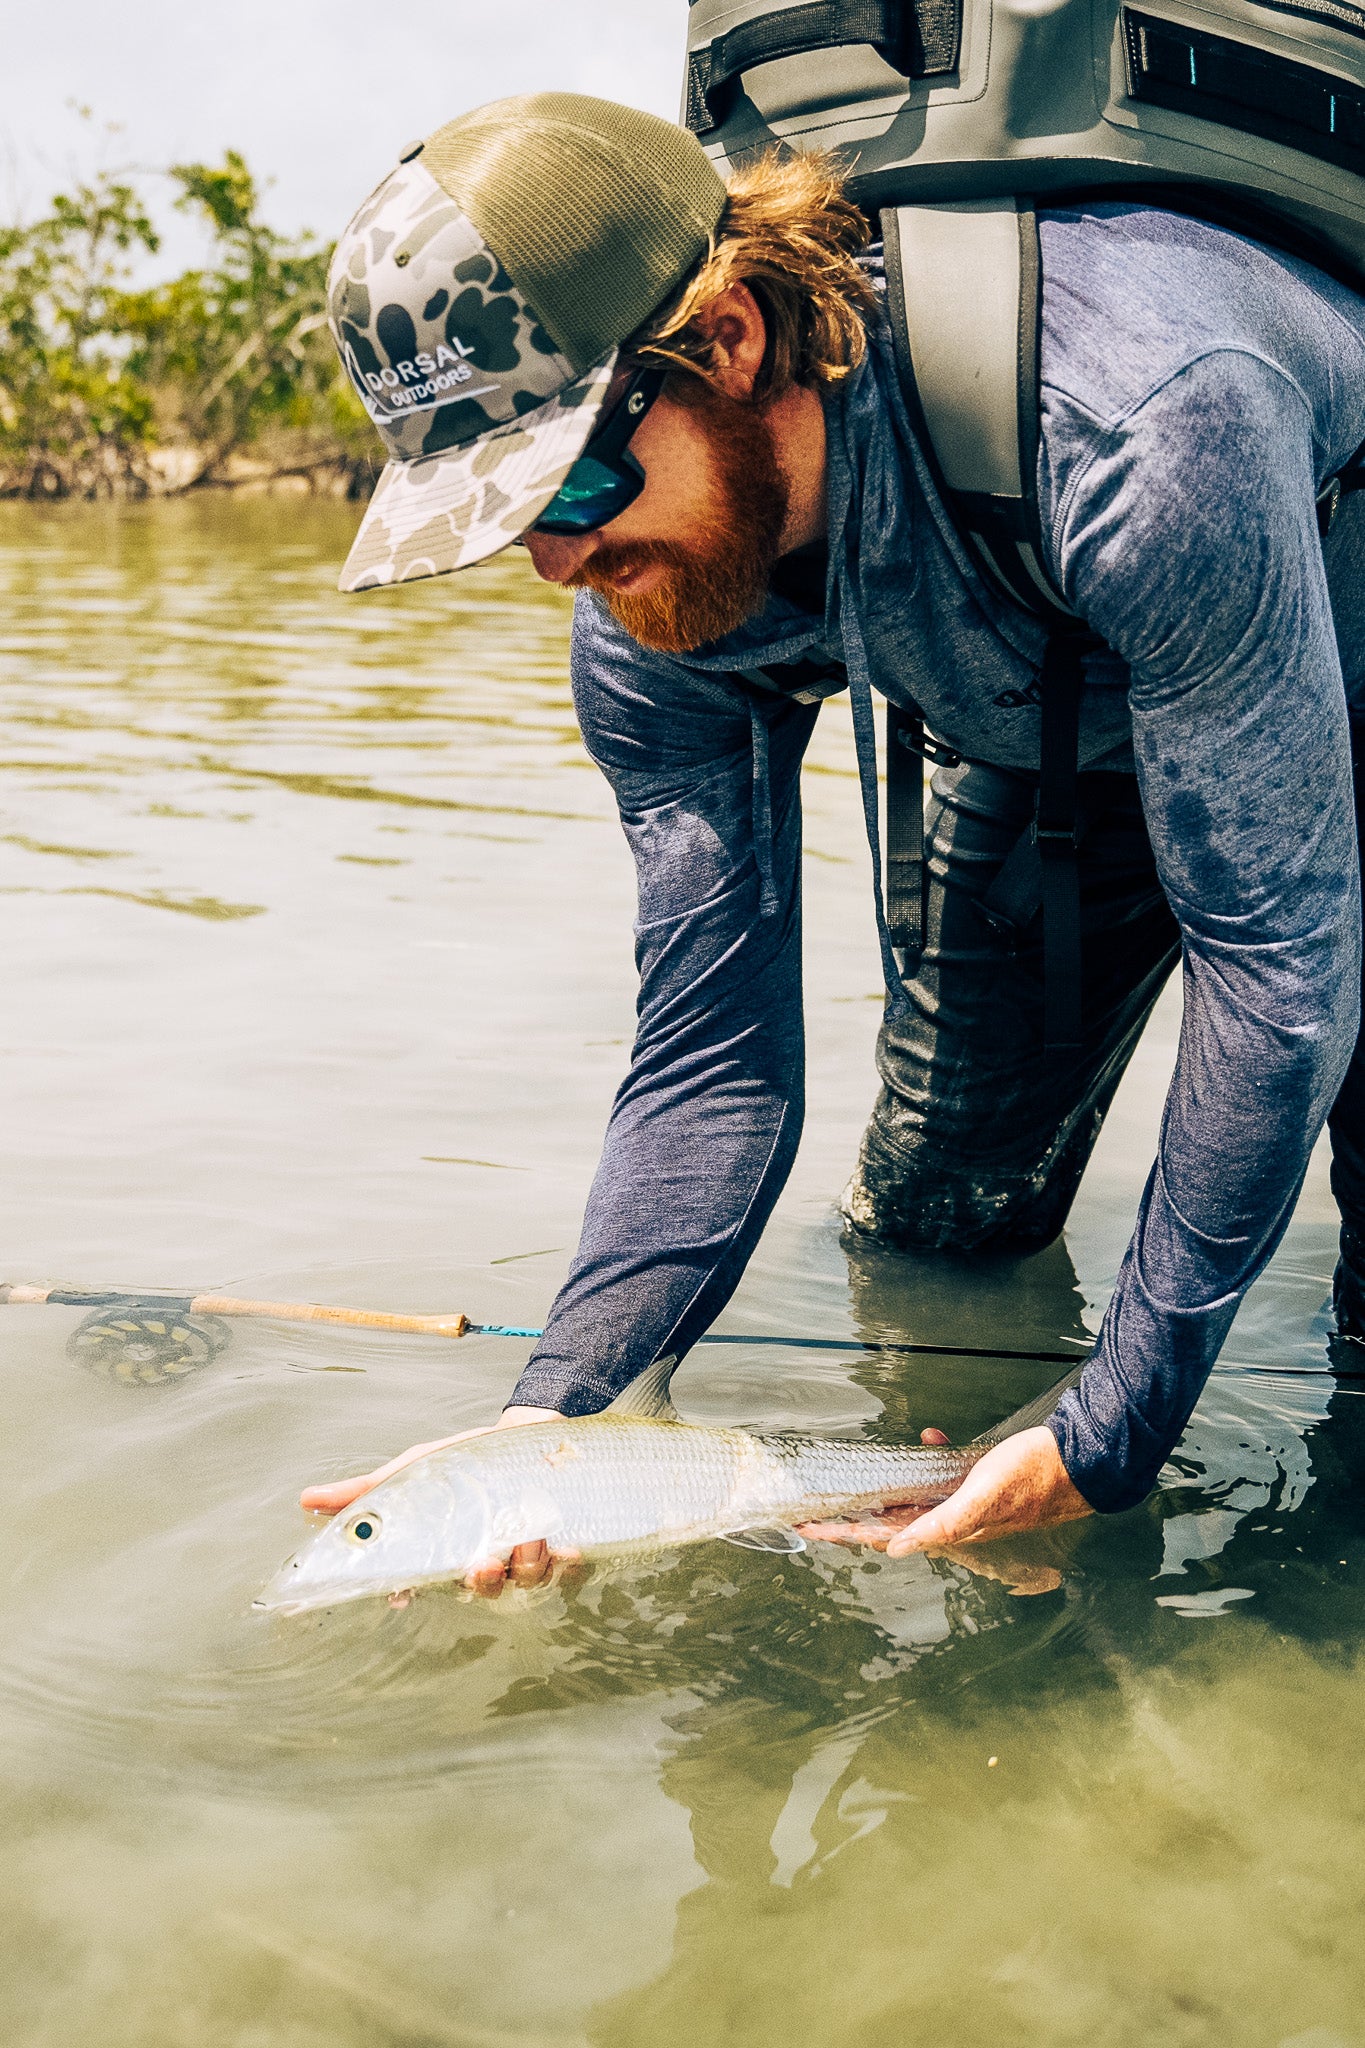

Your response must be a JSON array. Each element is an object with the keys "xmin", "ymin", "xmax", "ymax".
[
  {"xmin": 468, "ymin": 1419, "xmax": 758, "ymax": 1554},
  {"xmin": 443, "ymin": 1417, "xmax": 976, "ymax": 1556}
]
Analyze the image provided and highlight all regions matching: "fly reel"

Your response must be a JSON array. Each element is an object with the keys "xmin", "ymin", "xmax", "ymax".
[{"xmin": 68, "ymin": 1304, "xmax": 231, "ymax": 1385}]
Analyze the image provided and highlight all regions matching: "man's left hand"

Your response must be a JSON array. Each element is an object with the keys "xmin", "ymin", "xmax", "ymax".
[{"xmin": 797, "ymin": 1425, "xmax": 1092, "ymax": 1556}]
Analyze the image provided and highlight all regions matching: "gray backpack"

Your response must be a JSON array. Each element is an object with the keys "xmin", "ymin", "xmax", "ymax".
[{"xmin": 683, "ymin": 0, "xmax": 1365, "ymax": 1045}]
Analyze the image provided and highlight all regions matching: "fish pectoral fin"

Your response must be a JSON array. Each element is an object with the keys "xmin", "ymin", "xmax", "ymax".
[{"xmin": 718, "ymin": 1525, "xmax": 806, "ymax": 1554}]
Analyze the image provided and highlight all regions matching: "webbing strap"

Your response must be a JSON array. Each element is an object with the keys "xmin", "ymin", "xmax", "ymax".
[
  {"xmin": 885, "ymin": 704, "xmax": 964, "ymax": 960},
  {"xmin": 685, "ymin": 0, "xmax": 960, "ymax": 134},
  {"xmin": 880, "ymin": 199, "xmax": 1102, "ymax": 1047},
  {"xmin": 885, "ymin": 704, "xmax": 926, "ymax": 959},
  {"xmin": 978, "ymin": 818, "xmax": 1043, "ymax": 939},
  {"xmin": 1036, "ymin": 629, "xmax": 1095, "ymax": 1053}
]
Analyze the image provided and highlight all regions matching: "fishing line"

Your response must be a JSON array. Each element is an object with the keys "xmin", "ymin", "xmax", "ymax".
[
  {"xmin": 475, "ymin": 1327, "xmax": 1365, "ymax": 1383},
  {"xmin": 488, "ymin": 1327, "xmax": 1090, "ymax": 1363},
  {"xmin": 478, "ymin": 1327, "xmax": 1365, "ymax": 1379}
]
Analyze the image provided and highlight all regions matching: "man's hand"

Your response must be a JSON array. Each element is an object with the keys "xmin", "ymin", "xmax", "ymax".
[
  {"xmin": 300, "ymin": 1406, "xmax": 580, "ymax": 1595},
  {"xmin": 798, "ymin": 1425, "xmax": 1092, "ymax": 1563}
]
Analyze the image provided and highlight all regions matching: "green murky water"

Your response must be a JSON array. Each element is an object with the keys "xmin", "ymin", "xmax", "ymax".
[{"xmin": 1, "ymin": 497, "xmax": 1362, "ymax": 2048}]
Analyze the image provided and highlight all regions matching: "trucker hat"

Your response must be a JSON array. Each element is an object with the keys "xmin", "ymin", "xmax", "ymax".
[{"xmin": 329, "ymin": 93, "xmax": 728, "ymax": 592}]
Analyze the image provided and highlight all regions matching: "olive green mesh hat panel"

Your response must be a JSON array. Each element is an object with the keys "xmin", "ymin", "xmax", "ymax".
[{"xmin": 422, "ymin": 94, "xmax": 727, "ymax": 373}]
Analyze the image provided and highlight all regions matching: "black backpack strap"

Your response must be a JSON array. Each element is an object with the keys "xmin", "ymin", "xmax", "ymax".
[
  {"xmin": 885, "ymin": 705, "xmax": 961, "ymax": 963},
  {"xmin": 684, "ymin": 0, "xmax": 961, "ymax": 135},
  {"xmin": 734, "ymin": 655, "xmax": 849, "ymax": 705},
  {"xmin": 885, "ymin": 703, "xmax": 924, "ymax": 960},
  {"xmin": 882, "ymin": 197, "xmax": 1094, "ymax": 1050}
]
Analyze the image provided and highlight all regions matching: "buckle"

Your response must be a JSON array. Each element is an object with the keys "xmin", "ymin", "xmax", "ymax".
[
  {"xmin": 1318, "ymin": 476, "xmax": 1342, "ymax": 538},
  {"xmin": 894, "ymin": 726, "xmax": 961, "ymax": 769}
]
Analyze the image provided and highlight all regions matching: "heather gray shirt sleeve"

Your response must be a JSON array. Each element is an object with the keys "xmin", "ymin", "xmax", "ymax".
[
  {"xmin": 509, "ymin": 596, "xmax": 817, "ymax": 1415},
  {"xmin": 1042, "ymin": 348, "xmax": 1361, "ymax": 1508}
]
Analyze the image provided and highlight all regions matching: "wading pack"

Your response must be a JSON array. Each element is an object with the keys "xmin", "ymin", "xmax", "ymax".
[{"xmin": 682, "ymin": 0, "xmax": 1365, "ymax": 1045}]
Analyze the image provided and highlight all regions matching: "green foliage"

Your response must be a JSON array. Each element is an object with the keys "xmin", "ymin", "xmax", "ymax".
[
  {"xmin": 0, "ymin": 153, "xmax": 376, "ymax": 497},
  {"xmin": 0, "ymin": 173, "xmax": 161, "ymax": 492}
]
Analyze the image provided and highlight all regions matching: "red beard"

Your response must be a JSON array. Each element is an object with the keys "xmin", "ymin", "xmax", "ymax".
[{"xmin": 569, "ymin": 381, "xmax": 790, "ymax": 654}]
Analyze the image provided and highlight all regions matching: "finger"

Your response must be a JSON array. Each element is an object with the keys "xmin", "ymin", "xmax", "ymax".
[
  {"xmin": 798, "ymin": 1515, "xmax": 923, "ymax": 1549},
  {"xmin": 509, "ymin": 1540, "xmax": 551, "ymax": 1588},
  {"xmin": 797, "ymin": 1520, "xmax": 882, "ymax": 1546},
  {"xmin": 920, "ymin": 1428, "xmax": 950, "ymax": 1447},
  {"xmin": 299, "ymin": 1475, "xmax": 378, "ymax": 1515},
  {"xmin": 797, "ymin": 1505, "xmax": 925, "ymax": 1540},
  {"xmin": 299, "ymin": 1429, "xmax": 488, "ymax": 1513},
  {"xmin": 884, "ymin": 1486, "xmax": 1039, "ymax": 1554},
  {"xmin": 886, "ymin": 1506, "xmax": 959, "ymax": 1556},
  {"xmin": 465, "ymin": 1556, "xmax": 509, "ymax": 1598}
]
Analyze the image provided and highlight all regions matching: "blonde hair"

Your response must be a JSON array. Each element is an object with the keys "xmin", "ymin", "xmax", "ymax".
[{"xmin": 634, "ymin": 149, "xmax": 876, "ymax": 398}]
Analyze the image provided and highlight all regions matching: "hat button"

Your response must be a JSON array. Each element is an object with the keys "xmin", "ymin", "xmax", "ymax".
[{"xmin": 397, "ymin": 138, "xmax": 425, "ymax": 163}]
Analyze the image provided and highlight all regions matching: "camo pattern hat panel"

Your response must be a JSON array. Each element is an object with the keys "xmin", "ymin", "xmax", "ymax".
[
  {"xmin": 328, "ymin": 155, "xmax": 603, "ymax": 590},
  {"xmin": 330, "ymin": 94, "xmax": 728, "ymax": 592}
]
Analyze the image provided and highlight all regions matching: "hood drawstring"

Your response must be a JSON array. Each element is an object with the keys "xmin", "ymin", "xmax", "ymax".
[
  {"xmin": 837, "ymin": 566, "xmax": 912, "ymax": 1019},
  {"xmin": 748, "ymin": 698, "xmax": 777, "ymax": 917}
]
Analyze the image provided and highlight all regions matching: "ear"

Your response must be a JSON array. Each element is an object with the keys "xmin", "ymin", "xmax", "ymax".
[{"xmin": 689, "ymin": 281, "xmax": 767, "ymax": 399}]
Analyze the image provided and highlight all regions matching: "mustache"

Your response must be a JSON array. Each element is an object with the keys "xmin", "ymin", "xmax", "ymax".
[{"xmin": 566, "ymin": 540, "xmax": 692, "ymax": 591}]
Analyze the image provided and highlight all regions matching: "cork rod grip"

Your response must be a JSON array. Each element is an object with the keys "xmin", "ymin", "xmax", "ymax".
[{"xmin": 188, "ymin": 1297, "xmax": 469, "ymax": 1337}]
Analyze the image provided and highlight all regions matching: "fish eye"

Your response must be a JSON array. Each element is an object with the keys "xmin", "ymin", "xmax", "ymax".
[{"xmin": 345, "ymin": 1512, "xmax": 381, "ymax": 1544}]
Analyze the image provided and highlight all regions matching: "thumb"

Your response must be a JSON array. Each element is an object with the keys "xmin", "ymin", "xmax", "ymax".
[
  {"xmin": 886, "ymin": 1500, "xmax": 963, "ymax": 1556},
  {"xmin": 886, "ymin": 1466, "xmax": 992, "ymax": 1553}
]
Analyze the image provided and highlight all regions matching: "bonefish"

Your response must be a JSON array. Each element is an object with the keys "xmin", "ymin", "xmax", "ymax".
[{"xmin": 258, "ymin": 1356, "xmax": 1083, "ymax": 1614}]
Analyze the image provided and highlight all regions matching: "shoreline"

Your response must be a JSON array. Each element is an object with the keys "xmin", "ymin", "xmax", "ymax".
[{"xmin": 0, "ymin": 445, "xmax": 377, "ymax": 503}]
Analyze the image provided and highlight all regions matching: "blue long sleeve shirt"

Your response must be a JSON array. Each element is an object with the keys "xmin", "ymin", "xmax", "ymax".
[{"xmin": 510, "ymin": 203, "xmax": 1365, "ymax": 1513}]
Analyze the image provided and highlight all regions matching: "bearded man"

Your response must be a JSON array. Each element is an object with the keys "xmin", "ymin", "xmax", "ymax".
[{"xmin": 304, "ymin": 93, "xmax": 1365, "ymax": 1589}]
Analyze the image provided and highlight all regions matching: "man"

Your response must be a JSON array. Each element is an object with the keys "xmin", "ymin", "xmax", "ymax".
[{"xmin": 303, "ymin": 92, "xmax": 1365, "ymax": 1589}]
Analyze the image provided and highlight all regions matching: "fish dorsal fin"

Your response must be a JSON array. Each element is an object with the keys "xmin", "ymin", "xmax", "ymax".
[
  {"xmin": 719, "ymin": 1525, "xmax": 806, "ymax": 1554},
  {"xmin": 605, "ymin": 1354, "xmax": 680, "ymax": 1422}
]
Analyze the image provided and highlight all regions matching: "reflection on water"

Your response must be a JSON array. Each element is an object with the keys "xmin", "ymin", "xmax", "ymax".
[{"xmin": 1, "ymin": 500, "xmax": 1363, "ymax": 2046}]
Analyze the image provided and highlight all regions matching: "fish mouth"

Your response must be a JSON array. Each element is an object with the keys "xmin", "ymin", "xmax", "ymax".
[
  {"xmin": 253, "ymin": 1570, "xmax": 385, "ymax": 1617},
  {"xmin": 252, "ymin": 1550, "xmax": 372, "ymax": 1617},
  {"xmin": 253, "ymin": 1557, "xmax": 452, "ymax": 1617}
]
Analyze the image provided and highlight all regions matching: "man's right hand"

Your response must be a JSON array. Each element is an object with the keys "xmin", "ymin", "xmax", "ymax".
[{"xmin": 299, "ymin": 1405, "xmax": 580, "ymax": 1594}]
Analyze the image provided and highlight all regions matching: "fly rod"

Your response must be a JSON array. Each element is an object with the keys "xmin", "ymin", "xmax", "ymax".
[
  {"xmin": 0, "ymin": 1283, "xmax": 476, "ymax": 1338},
  {"xmin": 1, "ymin": 1281, "xmax": 1081, "ymax": 1360},
  {"xmin": 5, "ymin": 1282, "xmax": 1358, "ymax": 1386}
]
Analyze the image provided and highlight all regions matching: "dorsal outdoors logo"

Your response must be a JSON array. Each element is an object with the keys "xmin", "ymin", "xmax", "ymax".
[{"xmin": 344, "ymin": 336, "xmax": 497, "ymax": 426}]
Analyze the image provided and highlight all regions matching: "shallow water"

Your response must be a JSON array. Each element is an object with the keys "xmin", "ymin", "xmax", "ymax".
[{"xmin": 0, "ymin": 497, "xmax": 1362, "ymax": 2048}]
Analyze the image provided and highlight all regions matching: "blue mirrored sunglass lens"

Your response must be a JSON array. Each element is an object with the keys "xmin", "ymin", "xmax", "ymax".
[{"xmin": 533, "ymin": 457, "xmax": 642, "ymax": 535}]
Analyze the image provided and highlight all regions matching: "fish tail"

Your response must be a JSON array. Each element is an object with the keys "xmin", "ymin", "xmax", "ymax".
[{"xmin": 971, "ymin": 1364, "xmax": 1086, "ymax": 1447}]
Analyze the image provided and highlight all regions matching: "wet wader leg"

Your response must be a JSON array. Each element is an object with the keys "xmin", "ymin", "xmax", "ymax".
[
  {"xmin": 1322, "ymin": 497, "xmax": 1365, "ymax": 1337},
  {"xmin": 842, "ymin": 759, "xmax": 1181, "ymax": 1254},
  {"xmin": 1327, "ymin": 713, "xmax": 1365, "ymax": 1335}
]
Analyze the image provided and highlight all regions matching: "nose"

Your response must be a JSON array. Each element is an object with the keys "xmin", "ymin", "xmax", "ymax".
[{"xmin": 522, "ymin": 529, "xmax": 600, "ymax": 583}]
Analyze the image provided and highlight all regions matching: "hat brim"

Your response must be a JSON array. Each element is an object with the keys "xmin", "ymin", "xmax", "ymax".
[{"xmin": 338, "ymin": 351, "xmax": 618, "ymax": 593}]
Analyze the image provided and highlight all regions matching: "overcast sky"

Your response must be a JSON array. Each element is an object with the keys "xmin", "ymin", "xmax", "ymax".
[{"xmin": 0, "ymin": 2, "xmax": 685, "ymax": 272}]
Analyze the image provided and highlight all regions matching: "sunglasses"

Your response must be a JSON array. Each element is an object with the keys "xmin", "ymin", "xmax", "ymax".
[{"xmin": 531, "ymin": 363, "xmax": 666, "ymax": 536}]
